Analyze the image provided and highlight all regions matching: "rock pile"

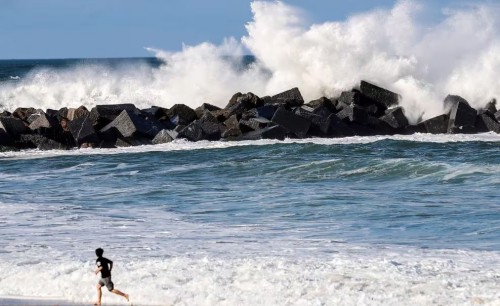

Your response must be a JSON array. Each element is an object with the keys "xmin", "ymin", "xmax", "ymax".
[{"xmin": 1, "ymin": 80, "xmax": 499, "ymax": 151}]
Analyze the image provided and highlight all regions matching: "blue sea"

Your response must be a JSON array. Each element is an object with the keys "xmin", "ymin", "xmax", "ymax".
[{"xmin": 0, "ymin": 59, "xmax": 499, "ymax": 305}]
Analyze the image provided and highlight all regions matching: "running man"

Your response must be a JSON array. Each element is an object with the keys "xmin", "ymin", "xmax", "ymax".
[{"xmin": 94, "ymin": 248, "xmax": 129, "ymax": 305}]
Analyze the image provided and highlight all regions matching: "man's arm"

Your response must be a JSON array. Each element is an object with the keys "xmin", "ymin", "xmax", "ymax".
[
  {"xmin": 109, "ymin": 260, "xmax": 113, "ymax": 272},
  {"xmin": 95, "ymin": 266, "xmax": 102, "ymax": 275}
]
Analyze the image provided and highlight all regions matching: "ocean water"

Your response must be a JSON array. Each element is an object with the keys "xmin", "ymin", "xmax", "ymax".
[
  {"xmin": 0, "ymin": 133, "xmax": 499, "ymax": 305},
  {"xmin": 1, "ymin": 1, "xmax": 500, "ymax": 301}
]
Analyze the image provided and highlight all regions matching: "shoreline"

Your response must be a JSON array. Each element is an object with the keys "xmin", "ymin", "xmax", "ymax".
[{"xmin": 0, "ymin": 297, "xmax": 132, "ymax": 306}]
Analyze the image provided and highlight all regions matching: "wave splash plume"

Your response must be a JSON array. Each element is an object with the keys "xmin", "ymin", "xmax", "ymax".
[{"xmin": 2, "ymin": 1, "xmax": 500, "ymax": 123}]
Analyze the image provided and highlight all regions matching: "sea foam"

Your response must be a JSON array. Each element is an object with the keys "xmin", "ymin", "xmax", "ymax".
[{"xmin": 0, "ymin": 250, "xmax": 499, "ymax": 305}]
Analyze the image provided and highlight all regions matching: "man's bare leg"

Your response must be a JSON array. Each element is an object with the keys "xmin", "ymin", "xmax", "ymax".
[
  {"xmin": 94, "ymin": 284, "xmax": 102, "ymax": 305},
  {"xmin": 111, "ymin": 289, "xmax": 129, "ymax": 302}
]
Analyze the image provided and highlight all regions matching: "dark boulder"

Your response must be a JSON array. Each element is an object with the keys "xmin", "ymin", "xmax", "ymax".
[
  {"xmin": 152, "ymin": 129, "xmax": 177, "ymax": 144},
  {"xmin": 294, "ymin": 106, "xmax": 330, "ymax": 137},
  {"xmin": 29, "ymin": 112, "xmax": 60, "ymax": 131},
  {"xmin": 90, "ymin": 104, "xmax": 137, "ymax": 129},
  {"xmin": 195, "ymin": 103, "xmax": 221, "ymax": 119},
  {"xmin": 239, "ymin": 117, "xmax": 271, "ymax": 132},
  {"xmin": 420, "ymin": 114, "xmax": 449, "ymax": 134},
  {"xmin": 58, "ymin": 107, "xmax": 69, "ymax": 120},
  {"xmin": 338, "ymin": 91, "xmax": 386, "ymax": 116},
  {"xmin": 336, "ymin": 105, "xmax": 370, "ymax": 125},
  {"xmin": 324, "ymin": 114, "xmax": 355, "ymax": 137},
  {"xmin": 476, "ymin": 111, "xmax": 500, "ymax": 133},
  {"xmin": 229, "ymin": 125, "xmax": 287, "ymax": 141},
  {"xmin": 271, "ymin": 87, "xmax": 304, "ymax": 108},
  {"xmin": 177, "ymin": 121, "xmax": 204, "ymax": 141},
  {"xmin": 305, "ymin": 97, "xmax": 337, "ymax": 114},
  {"xmin": 365, "ymin": 116, "xmax": 394, "ymax": 135},
  {"xmin": 199, "ymin": 112, "xmax": 225, "ymax": 140},
  {"xmin": 360, "ymin": 81, "xmax": 400, "ymax": 107},
  {"xmin": 45, "ymin": 109, "xmax": 59, "ymax": 118},
  {"xmin": 68, "ymin": 114, "xmax": 100, "ymax": 146},
  {"xmin": 242, "ymin": 105, "xmax": 277, "ymax": 121},
  {"xmin": 26, "ymin": 110, "xmax": 45, "ymax": 124},
  {"xmin": 484, "ymin": 99, "xmax": 497, "ymax": 114},
  {"xmin": 18, "ymin": 134, "xmax": 68, "ymax": 150},
  {"xmin": 100, "ymin": 110, "xmax": 163, "ymax": 139},
  {"xmin": 225, "ymin": 93, "xmax": 263, "ymax": 118},
  {"xmin": 67, "ymin": 106, "xmax": 89, "ymax": 121},
  {"xmin": 115, "ymin": 137, "xmax": 152, "ymax": 147},
  {"xmin": 271, "ymin": 107, "xmax": 311, "ymax": 138},
  {"xmin": 225, "ymin": 92, "xmax": 243, "ymax": 109},
  {"xmin": 446, "ymin": 95, "xmax": 477, "ymax": 133},
  {"xmin": 167, "ymin": 104, "xmax": 197, "ymax": 126},
  {"xmin": 0, "ymin": 117, "xmax": 29, "ymax": 139},
  {"xmin": 12, "ymin": 107, "xmax": 37, "ymax": 122},
  {"xmin": 224, "ymin": 115, "xmax": 240, "ymax": 131},
  {"xmin": 222, "ymin": 127, "xmax": 242, "ymax": 138},
  {"xmin": 177, "ymin": 112, "xmax": 225, "ymax": 141},
  {"xmin": 380, "ymin": 107, "xmax": 409, "ymax": 130},
  {"xmin": 0, "ymin": 128, "xmax": 14, "ymax": 146},
  {"xmin": 141, "ymin": 106, "xmax": 169, "ymax": 120}
]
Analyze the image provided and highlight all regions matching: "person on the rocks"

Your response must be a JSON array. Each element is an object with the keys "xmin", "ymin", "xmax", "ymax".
[{"xmin": 94, "ymin": 248, "xmax": 129, "ymax": 305}]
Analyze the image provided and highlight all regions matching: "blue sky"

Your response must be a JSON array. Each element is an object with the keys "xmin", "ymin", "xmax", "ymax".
[{"xmin": 0, "ymin": 0, "xmax": 461, "ymax": 59}]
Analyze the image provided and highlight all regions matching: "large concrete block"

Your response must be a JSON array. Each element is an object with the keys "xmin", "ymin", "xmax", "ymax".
[
  {"xmin": 294, "ymin": 106, "xmax": 330, "ymax": 137},
  {"xmin": 305, "ymin": 97, "xmax": 336, "ymax": 113},
  {"xmin": 90, "ymin": 104, "xmax": 137, "ymax": 128},
  {"xmin": 177, "ymin": 121, "xmax": 204, "ymax": 141},
  {"xmin": 195, "ymin": 103, "xmax": 221, "ymax": 119},
  {"xmin": 224, "ymin": 115, "xmax": 240, "ymax": 131},
  {"xmin": 360, "ymin": 80, "xmax": 400, "ymax": 107},
  {"xmin": 271, "ymin": 107, "xmax": 311, "ymax": 138},
  {"xmin": 380, "ymin": 107, "xmax": 409, "ymax": 130},
  {"xmin": 19, "ymin": 134, "xmax": 68, "ymax": 150},
  {"xmin": 167, "ymin": 104, "xmax": 197, "ymax": 126},
  {"xmin": 476, "ymin": 112, "xmax": 500, "ymax": 133},
  {"xmin": 271, "ymin": 87, "xmax": 304, "ymax": 108},
  {"xmin": 13, "ymin": 107, "xmax": 37, "ymax": 122},
  {"xmin": 100, "ymin": 110, "xmax": 162, "ymax": 139},
  {"xmin": 68, "ymin": 114, "xmax": 100, "ymax": 145},
  {"xmin": 324, "ymin": 114, "xmax": 355, "ymax": 137},
  {"xmin": 141, "ymin": 106, "xmax": 169, "ymax": 120},
  {"xmin": 67, "ymin": 106, "xmax": 89, "ymax": 121},
  {"xmin": 446, "ymin": 96, "xmax": 477, "ymax": 133},
  {"xmin": 152, "ymin": 129, "xmax": 177, "ymax": 144},
  {"xmin": 421, "ymin": 114, "xmax": 449, "ymax": 134},
  {"xmin": 199, "ymin": 112, "xmax": 225, "ymax": 140},
  {"xmin": 242, "ymin": 105, "xmax": 277, "ymax": 121},
  {"xmin": 338, "ymin": 91, "xmax": 386, "ymax": 116},
  {"xmin": 483, "ymin": 99, "xmax": 497, "ymax": 114},
  {"xmin": 225, "ymin": 93, "xmax": 262, "ymax": 118},
  {"xmin": 29, "ymin": 112, "xmax": 59, "ymax": 131},
  {"xmin": 239, "ymin": 117, "xmax": 270, "ymax": 132},
  {"xmin": 231, "ymin": 125, "xmax": 287, "ymax": 141},
  {"xmin": 336, "ymin": 105, "xmax": 370, "ymax": 124},
  {"xmin": 0, "ymin": 129, "xmax": 14, "ymax": 146},
  {"xmin": 0, "ymin": 117, "xmax": 29, "ymax": 139}
]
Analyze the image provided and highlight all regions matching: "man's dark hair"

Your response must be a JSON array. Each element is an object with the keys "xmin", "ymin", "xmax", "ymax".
[{"xmin": 95, "ymin": 248, "xmax": 104, "ymax": 257}]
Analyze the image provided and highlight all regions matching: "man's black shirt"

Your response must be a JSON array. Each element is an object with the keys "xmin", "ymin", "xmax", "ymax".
[{"xmin": 96, "ymin": 256, "xmax": 112, "ymax": 278}]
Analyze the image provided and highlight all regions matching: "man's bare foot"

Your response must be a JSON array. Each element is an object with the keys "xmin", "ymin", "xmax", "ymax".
[
  {"xmin": 125, "ymin": 294, "xmax": 129, "ymax": 302},
  {"xmin": 93, "ymin": 301, "xmax": 101, "ymax": 306}
]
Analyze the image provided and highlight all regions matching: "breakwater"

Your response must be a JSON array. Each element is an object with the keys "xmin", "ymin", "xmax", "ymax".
[{"xmin": 1, "ymin": 80, "xmax": 499, "ymax": 151}]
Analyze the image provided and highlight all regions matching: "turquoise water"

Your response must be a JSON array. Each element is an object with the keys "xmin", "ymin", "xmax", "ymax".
[
  {"xmin": 0, "ymin": 136, "xmax": 499, "ymax": 305},
  {"xmin": 1, "ymin": 136, "xmax": 499, "ymax": 255}
]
